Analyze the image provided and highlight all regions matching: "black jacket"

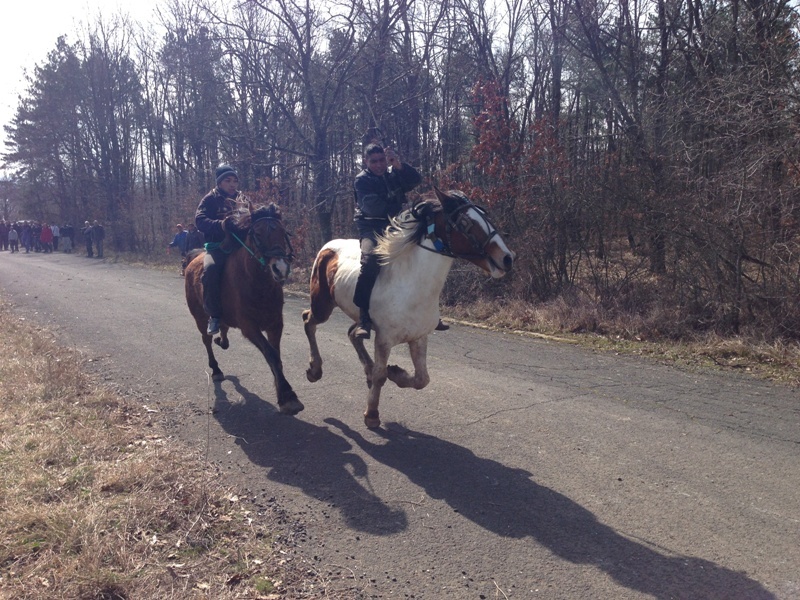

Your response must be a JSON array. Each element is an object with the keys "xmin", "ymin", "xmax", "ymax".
[
  {"xmin": 184, "ymin": 229, "xmax": 206, "ymax": 252},
  {"xmin": 195, "ymin": 188, "xmax": 239, "ymax": 244},
  {"xmin": 353, "ymin": 164, "xmax": 422, "ymax": 227}
]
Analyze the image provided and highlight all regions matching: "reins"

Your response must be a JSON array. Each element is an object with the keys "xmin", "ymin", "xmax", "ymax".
[{"xmin": 230, "ymin": 216, "xmax": 294, "ymax": 271}]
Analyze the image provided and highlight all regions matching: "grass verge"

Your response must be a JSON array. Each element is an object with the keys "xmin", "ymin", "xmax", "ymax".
[{"xmin": 0, "ymin": 301, "xmax": 328, "ymax": 599}]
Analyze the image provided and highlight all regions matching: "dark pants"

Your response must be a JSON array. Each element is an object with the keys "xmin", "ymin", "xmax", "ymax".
[
  {"xmin": 353, "ymin": 231, "xmax": 382, "ymax": 311},
  {"xmin": 202, "ymin": 246, "xmax": 230, "ymax": 318},
  {"xmin": 86, "ymin": 242, "xmax": 93, "ymax": 257}
]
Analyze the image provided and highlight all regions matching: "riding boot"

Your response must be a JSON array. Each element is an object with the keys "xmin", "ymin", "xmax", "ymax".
[{"xmin": 353, "ymin": 308, "xmax": 372, "ymax": 339}]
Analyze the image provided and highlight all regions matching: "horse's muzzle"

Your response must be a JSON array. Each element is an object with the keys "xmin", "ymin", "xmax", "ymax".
[
  {"xmin": 487, "ymin": 248, "xmax": 515, "ymax": 278},
  {"xmin": 503, "ymin": 252, "xmax": 515, "ymax": 271},
  {"xmin": 270, "ymin": 258, "xmax": 291, "ymax": 282}
]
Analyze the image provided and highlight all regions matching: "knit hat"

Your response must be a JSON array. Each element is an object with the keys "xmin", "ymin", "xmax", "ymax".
[{"xmin": 215, "ymin": 164, "xmax": 238, "ymax": 185}]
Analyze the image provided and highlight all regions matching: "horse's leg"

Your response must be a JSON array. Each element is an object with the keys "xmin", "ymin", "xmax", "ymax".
[
  {"xmin": 302, "ymin": 309, "xmax": 324, "ymax": 382},
  {"xmin": 202, "ymin": 333, "xmax": 224, "ymax": 381},
  {"xmin": 363, "ymin": 340, "xmax": 391, "ymax": 429},
  {"xmin": 348, "ymin": 326, "xmax": 375, "ymax": 388},
  {"xmin": 303, "ymin": 247, "xmax": 338, "ymax": 383},
  {"xmin": 265, "ymin": 326, "xmax": 282, "ymax": 358},
  {"xmin": 213, "ymin": 326, "xmax": 230, "ymax": 350},
  {"xmin": 386, "ymin": 336, "xmax": 430, "ymax": 390},
  {"xmin": 240, "ymin": 325, "xmax": 304, "ymax": 415}
]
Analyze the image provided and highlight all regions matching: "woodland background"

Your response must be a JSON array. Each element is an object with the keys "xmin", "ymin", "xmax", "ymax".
[{"xmin": 2, "ymin": 0, "xmax": 800, "ymax": 341}]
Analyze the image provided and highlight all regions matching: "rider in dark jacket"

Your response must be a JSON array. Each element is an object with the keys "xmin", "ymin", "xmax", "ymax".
[
  {"xmin": 195, "ymin": 164, "xmax": 241, "ymax": 335},
  {"xmin": 352, "ymin": 143, "xmax": 422, "ymax": 339}
]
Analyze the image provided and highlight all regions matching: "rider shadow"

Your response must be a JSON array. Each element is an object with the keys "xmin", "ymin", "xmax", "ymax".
[
  {"xmin": 211, "ymin": 377, "xmax": 407, "ymax": 536},
  {"xmin": 325, "ymin": 418, "xmax": 775, "ymax": 600}
]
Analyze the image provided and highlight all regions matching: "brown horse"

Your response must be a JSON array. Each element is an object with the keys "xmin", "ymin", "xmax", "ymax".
[{"xmin": 185, "ymin": 202, "xmax": 304, "ymax": 415}]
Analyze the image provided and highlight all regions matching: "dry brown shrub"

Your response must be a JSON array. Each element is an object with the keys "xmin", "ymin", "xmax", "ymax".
[{"xmin": 0, "ymin": 302, "xmax": 345, "ymax": 599}]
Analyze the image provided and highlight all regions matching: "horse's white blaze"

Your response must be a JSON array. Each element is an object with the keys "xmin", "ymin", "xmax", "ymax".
[
  {"xmin": 270, "ymin": 257, "xmax": 291, "ymax": 282},
  {"xmin": 467, "ymin": 206, "xmax": 515, "ymax": 279}
]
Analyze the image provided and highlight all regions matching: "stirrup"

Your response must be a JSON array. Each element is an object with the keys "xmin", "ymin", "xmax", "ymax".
[{"xmin": 354, "ymin": 311, "xmax": 372, "ymax": 339}]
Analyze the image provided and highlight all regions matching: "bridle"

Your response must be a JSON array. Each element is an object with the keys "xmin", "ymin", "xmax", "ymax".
[
  {"xmin": 231, "ymin": 215, "xmax": 294, "ymax": 272},
  {"xmin": 414, "ymin": 196, "xmax": 503, "ymax": 264}
]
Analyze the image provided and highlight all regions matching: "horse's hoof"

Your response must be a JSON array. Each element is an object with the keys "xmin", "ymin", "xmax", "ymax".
[
  {"xmin": 364, "ymin": 411, "xmax": 381, "ymax": 429},
  {"xmin": 279, "ymin": 398, "xmax": 305, "ymax": 415},
  {"xmin": 212, "ymin": 372, "xmax": 225, "ymax": 382},
  {"xmin": 386, "ymin": 365, "xmax": 405, "ymax": 382},
  {"xmin": 306, "ymin": 365, "xmax": 322, "ymax": 383}
]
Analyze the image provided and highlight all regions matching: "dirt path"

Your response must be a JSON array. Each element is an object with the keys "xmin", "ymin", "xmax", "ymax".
[{"xmin": 1, "ymin": 251, "xmax": 799, "ymax": 599}]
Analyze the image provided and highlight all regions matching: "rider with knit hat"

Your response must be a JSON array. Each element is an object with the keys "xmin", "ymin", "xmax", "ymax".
[{"xmin": 195, "ymin": 164, "xmax": 242, "ymax": 335}]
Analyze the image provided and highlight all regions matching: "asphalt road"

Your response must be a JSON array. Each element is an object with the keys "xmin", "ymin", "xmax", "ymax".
[{"xmin": 1, "ymin": 251, "xmax": 799, "ymax": 599}]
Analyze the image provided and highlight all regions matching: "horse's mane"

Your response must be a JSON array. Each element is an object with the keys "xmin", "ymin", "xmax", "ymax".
[
  {"xmin": 235, "ymin": 203, "xmax": 282, "ymax": 229},
  {"xmin": 375, "ymin": 197, "xmax": 443, "ymax": 264}
]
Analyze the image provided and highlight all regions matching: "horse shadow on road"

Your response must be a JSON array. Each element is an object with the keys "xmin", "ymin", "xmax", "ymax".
[
  {"xmin": 212, "ymin": 377, "xmax": 407, "ymax": 536},
  {"xmin": 209, "ymin": 377, "xmax": 774, "ymax": 600},
  {"xmin": 324, "ymin": 417, "xmax": 775, "ymax": 600}
]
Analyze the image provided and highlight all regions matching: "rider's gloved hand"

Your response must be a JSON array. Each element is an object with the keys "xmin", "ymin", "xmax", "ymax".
[{"xmin": 223, "ymin": 215, "xmax": 247, "ymax": 239}]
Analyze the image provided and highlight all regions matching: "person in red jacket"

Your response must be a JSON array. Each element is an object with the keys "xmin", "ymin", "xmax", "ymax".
[{"xmin": 40, "ymin": 223, "xmax": 53, "ymax": 253}]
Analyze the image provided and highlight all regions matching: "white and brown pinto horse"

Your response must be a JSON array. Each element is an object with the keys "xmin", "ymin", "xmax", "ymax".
[{"xmin": 302, "ymin": 188, "xmax": 515, "ymax": 428}]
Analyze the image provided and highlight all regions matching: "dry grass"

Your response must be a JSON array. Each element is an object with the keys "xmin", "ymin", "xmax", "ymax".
[
  {"xmin": 443, "ymin": 294, "xmax": 800, "ymax": 386},
  {"xmin": 0, "ymin": 302, "xmax": 339, "ymax": 599}
]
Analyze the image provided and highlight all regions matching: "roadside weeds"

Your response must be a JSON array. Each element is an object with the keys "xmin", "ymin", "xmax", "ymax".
[{"xmin": 0, "ymin": 301, "xmax": 342, "ymax": 599}]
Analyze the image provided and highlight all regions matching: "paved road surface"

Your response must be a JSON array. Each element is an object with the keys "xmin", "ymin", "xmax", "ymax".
[{"xmin": 1, "ymin": 251, "xmax": 798, "ymax": 599}]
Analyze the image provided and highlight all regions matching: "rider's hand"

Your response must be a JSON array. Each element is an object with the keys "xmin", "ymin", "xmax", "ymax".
[
  {"xmin": 223, "ymin": 215, "xmax": 239, "ymax": 234},
  {"xmin": 384, "ymin": 146, "xmax": 402, "ymax": 170}
]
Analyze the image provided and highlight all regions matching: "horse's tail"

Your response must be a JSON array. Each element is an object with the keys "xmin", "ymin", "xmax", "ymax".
[{"xmin": 305, "ymin": 247, "xmax": 337, "ymax": 325}]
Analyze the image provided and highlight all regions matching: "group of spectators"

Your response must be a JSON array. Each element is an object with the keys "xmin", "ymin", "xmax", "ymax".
[
  {"xmin": 0, "ymin": 220, "xmax": 105, "ymax": 257},
  {"xmin": 0, "ymin": 218, "xmax": 203, "ymax": 268}
]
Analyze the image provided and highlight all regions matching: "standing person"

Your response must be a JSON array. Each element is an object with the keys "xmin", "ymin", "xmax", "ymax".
[
  {"xmin": 0, "ymin": 220, "xmax": 8, "ymax": 251},
  {"xmin": 83, "ymin": 221, "xmax": 94, "ymax": 257},
  {"xmin": 32, "ymin": 222, "xmax": 42, "ymax": 252},
  {"xmin": 8, "ymin": 225, "xmax": 18, "ymax": 253},
  {"xmin": 51, "ymin": 223, "xmax": 60, "ymax": 251},
  {"xmin": 351, "ymin": 143, "xmax": 423, "ymax": 339},
  {"xmin": 40, "ymin": 223, "xmax": 53, "ymax": 253},
  {"xmin": 184, "ymin": 222, "xmax": 205, "ymax": 254},
  {"xmin": 21, "ymin": 222, "xmax": 32, "ymax": 253},
  {"xmin": 195, "ymin": 164, "xmax": 241, "ymax": 336},
  {"xmin": 168, "ymin": 223, "xmax": 188, "ymax": 275},
  {"xmin": 181, "ymin": 222, "xmax": 205, "ymax": 276},
  {"xmin": 92, "ymin": 220, "xmax": 105, "ymax": 258},
  {"xmin": 61, "ymin": 224, "xmax": 73, "ymax": 253},
  {"xmin": 168, "ymin": 224, "xmax": 187, "ymax": 255}
]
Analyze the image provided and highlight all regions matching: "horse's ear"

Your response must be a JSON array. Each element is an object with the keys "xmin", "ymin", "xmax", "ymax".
[
  {"xmin": 411, "ymin": 200, "xmax": 433, "ymax": 220},
  {"xmin": 247, "ymin": 199, "xmax": 255, "ymax": 214},
  {"xmin": 433, "ymin": 186, "xmax": 447, "ymax": 203}
]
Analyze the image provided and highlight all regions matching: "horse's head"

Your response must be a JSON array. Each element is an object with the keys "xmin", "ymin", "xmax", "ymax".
[
  {"xmin": 417, "ymin": 188, "xmax": 514, "ymax": 278},
  {"xmin": 233, "ymin": 203, "xmax": 294, "ymax": 283}
]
